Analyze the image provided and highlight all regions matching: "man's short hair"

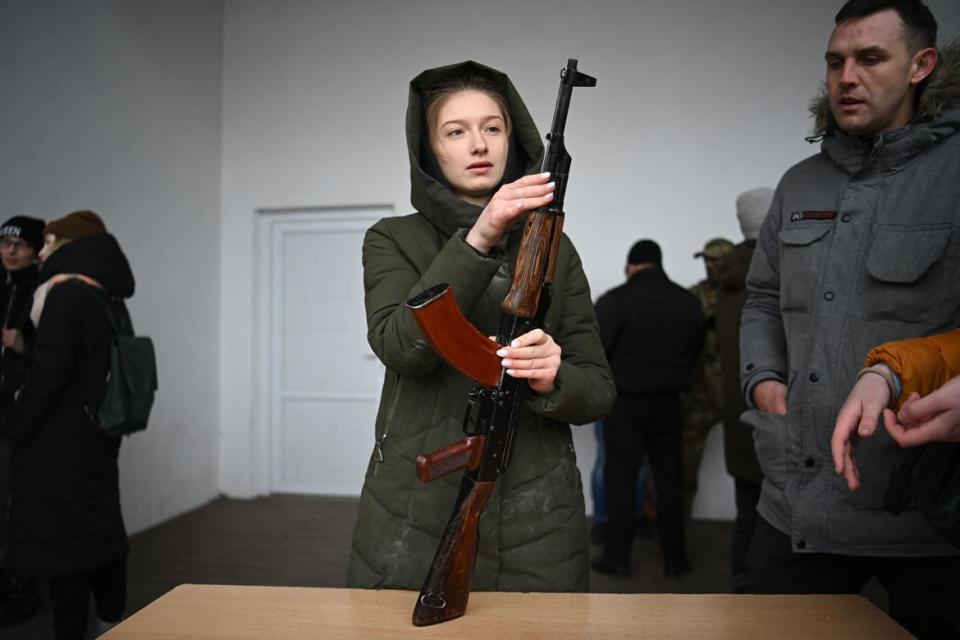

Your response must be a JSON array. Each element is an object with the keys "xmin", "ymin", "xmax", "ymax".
[
  {"xmin": 835, "ymin": 0, "xmax": 938, "ymax": 51},
  {"xmin": 627, "ymin": 239, "xmax": 661, "ymax": 266}
]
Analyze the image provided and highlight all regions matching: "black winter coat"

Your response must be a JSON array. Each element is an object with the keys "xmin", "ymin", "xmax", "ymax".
[
  {"xmin": 0, "ymin": 264, "xmax": 40, "ymax": 436},
  {"xmin": 595, "ymin": 267, "xmax": 704, "ymax": 395},
  {"xmin": 8, "ymin": 234, "xmax": 134, "ymax": 579}
]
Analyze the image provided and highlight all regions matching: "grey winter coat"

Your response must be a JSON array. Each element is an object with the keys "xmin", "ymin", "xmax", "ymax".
[
  {"xmin": 346, "ymin": 61, "xmax": 615, "ymax": 590},
  {"xmin": 740, "ymin": 45, "xmax": 960, "ymax": 556}
]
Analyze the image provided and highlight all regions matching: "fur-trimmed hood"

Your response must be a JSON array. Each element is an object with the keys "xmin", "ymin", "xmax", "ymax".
[{"xmin": 810, "ymin": 39, "xmax": 960, "ymax": 137}]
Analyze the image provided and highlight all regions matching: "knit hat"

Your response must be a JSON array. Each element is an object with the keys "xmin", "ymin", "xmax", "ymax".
[
  {"xmin": 694, "ymin": 237, "xmax": 734, "ymax": 259},
  {"xmin": 0, "ymin": 216, "xmax": 46, "ymax": 252},
  {"xmin": 736, "ymin": 188, "xmax": 774, "ymax": 241},
  {"xmin": 627, "ymin": 239, "xmax": 662, "ymax": 266},
  {"xmin": 43, "ymin": 210, "xmax": 107, "ymax": 241}
]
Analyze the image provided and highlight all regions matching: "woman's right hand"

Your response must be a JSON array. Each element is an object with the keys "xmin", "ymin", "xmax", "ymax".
[{"xmin": 465, "ymin": 172, "xmax": 555, "ymax": 254}]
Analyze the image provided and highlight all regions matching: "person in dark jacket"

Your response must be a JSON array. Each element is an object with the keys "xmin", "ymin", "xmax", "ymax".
[
  {"xmin": 9, "ymin": 210, "xmax": 134, "ymax": 639},
  {"xmin": 346, "ymin": 62, "xmax": 614, "ymax": 592},
  {"xmin": 592, "ymin": 240, "xmax": 703, "ymax": 577},
  {"xmin": 681, "ymin": 237, "xmax": 733, "ymax": 515},
  {"xmin": 715, "ymin": 188, "xmax": 772, "ymax": 592},
  {"xmin": 0, "ymin": 215, "xmax": 44, "ymax": 627}
]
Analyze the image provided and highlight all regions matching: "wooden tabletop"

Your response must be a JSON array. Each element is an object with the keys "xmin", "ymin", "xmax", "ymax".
[{"xmin": 102, "ymin": 584, "xmax": 910, "ymax": 639}]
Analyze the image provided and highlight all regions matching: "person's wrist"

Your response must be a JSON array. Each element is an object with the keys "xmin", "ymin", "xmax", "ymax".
[
  {"xmin": 856, "ymin": 363, "xmax": 898, "ymax": 407},
  {"xmin": 465, "ymin": 227, "xmax": 494, "ymax": 254},
  {"xmin": 464, "ymin": 228, "xmax": 492, "ymax": 255}
]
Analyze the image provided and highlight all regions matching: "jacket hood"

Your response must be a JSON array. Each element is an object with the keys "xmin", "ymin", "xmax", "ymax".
[
  {"xmin": 809, "ymin": 39, "xmax": 960, "ymax": 137},
  {"xmin": 406, "ymin": 60, "xmax": 544, "ymax": 237},
  {"xmin": 39, "ymin": 233, "xmax": 135, "ymax": 298}
]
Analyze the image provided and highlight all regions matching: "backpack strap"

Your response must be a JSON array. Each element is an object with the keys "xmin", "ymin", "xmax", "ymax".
[{"xmin": 72, "ymin": 280, "xmax": 133, "ymax": 337}]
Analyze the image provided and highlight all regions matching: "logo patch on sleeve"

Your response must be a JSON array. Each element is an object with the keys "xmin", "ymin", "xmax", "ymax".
[{"xmin": 790, "ymin": 210, "xmax": 837, "ymax": 222}]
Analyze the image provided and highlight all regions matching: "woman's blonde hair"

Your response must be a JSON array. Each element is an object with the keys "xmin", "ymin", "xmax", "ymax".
[{"xmin": 44, "ymin": 236, "xmax": 72, "ymax": 259}]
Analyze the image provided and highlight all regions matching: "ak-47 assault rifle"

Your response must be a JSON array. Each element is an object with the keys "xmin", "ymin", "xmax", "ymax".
[{"xmin": 404, "ymin": 59, "xmax": 596, "ymax": 626}]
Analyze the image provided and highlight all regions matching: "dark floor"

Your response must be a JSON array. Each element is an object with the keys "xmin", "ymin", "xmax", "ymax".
[{"xmin": 3, "ymin": 494, "xmax": 888, "ymax": 639}]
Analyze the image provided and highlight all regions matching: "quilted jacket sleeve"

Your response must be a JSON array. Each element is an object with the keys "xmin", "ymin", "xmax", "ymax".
[
  {"xmin": 865, "ymin": 328, "xmax": 960, "ymax": 409},
  {"xmin": 740, "ymin": 188, "xmax": 788, "ymax": 404},
  {"xmin": 363, "ymin": 219, "xmax": 503, "ymax": 377},
  {"xmin": 526, "ymin": 237, "xmax": 615, "ymax": 425}
]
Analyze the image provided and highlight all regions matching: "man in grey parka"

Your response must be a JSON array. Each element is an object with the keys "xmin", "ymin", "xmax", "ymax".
[{"xmin": 740, "ymin": 1, "xmax": 960, "ymax": 636}]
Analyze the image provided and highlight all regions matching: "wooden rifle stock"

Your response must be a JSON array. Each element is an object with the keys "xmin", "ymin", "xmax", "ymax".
[{"xmin": 412, "ymin": 477, "xmax": 496, "ymax": 626}]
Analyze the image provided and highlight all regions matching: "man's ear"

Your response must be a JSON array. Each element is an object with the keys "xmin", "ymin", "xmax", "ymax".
[{"xmin": 909, "ymin": 47, "xmax": 938, "ymax": 86}]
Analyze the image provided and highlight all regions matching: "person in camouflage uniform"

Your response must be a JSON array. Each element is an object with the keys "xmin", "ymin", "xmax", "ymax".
[{"xmin": 682, "ymin": 237, "xmax": 734, "ymax": 514}]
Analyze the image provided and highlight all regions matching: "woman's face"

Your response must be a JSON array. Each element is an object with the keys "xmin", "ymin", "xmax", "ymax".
[
  {"xmin": 38, "ymin": 233, "xmax": 58, "ymax": 263},
  {"xmin": 0, "ymin": 236, "xmax": 37, "ymax": 271},
  {"xmin": 429, "ymin": 90, "xmax": 509, "ymax": 206}
]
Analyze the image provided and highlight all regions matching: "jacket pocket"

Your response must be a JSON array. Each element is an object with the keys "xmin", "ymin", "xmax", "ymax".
[
  {"xmin": 777, "ymin": 224, "xmax": 832, "ymax": 312},
  {"xmin": 742, "ymin": 408, "xmax": 788, "ymax": 493},
  {"xmin": 864, "ymin": 225, "xmax": 952, "ymax": 322}
]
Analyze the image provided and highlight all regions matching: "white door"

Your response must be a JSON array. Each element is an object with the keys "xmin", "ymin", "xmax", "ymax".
[{"xmin": 259, "ymin": 207, "xmax": 389, "ymax": 495}]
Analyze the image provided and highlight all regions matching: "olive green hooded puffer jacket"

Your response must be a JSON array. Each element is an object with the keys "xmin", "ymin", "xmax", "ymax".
[{"xmin": 346, "ymin": 61, "xmax": 615, "ymax": 592}]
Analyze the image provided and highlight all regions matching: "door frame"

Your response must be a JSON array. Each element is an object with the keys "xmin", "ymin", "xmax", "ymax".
[{"xmin": 255, "ymin": 205, "xmax": 391, "ymax": 495}]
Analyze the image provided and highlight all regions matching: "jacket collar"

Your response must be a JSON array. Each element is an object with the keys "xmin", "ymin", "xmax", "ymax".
[
  {"xmin": 819, "ymin": 104, "xmax": 960, "ymax": 175},
  {"xmin": 6, "ymin": 263, "xmax": 39, "ymax": 286},
  {"xmin": 628, "ymin": 266, "xmax": 668, "ymax": 284}
]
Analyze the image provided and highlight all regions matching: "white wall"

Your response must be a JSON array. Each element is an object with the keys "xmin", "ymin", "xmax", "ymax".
[
  {"xmin": 4, "ymin": 1, "xmax": 958, "ymax": 529},
  {"xmin": 219, "ymin": 0, "xmax": 960, "ymax": 504},
  {"xmin": 0, "ymin": 0, "xmax": 224, "ymax": 533}
]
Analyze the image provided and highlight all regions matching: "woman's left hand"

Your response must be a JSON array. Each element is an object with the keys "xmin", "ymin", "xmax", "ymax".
[{"xmin": 496, "ymin": 328, "xmax": 561, "ymax": 395}]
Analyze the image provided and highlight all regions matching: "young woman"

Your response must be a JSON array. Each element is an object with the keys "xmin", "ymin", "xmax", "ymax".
[
  {"xmin": 8, "ymin": 210, "xmax": 133, "ymax": 639},
  {"xmin": 346, "ymin": 61, "xmax": 614, "ymax": 592}
]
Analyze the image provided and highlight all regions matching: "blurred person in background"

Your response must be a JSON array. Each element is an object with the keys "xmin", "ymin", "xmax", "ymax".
[
  {"xmin": 682, "ymin": 237, "xmax": 733, "ymax": 515},
  {"xmin": 715, "ymin": 188, "xmax": 772, "ymax": 592},
  {"xmin": 8, "ymin": 210, "xmax": 135, "ymax": 639},
  {"xmin": 0, "ymin": 215, "xmax": 45, "ymax": 627},
  {"xmin": 593, "ymin": 240, "xmax": 703, "ymax": 578}
]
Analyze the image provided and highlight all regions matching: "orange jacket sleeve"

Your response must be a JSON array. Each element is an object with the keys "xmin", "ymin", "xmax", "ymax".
[{"xmin": 865, "ymin": 328, "xmax": 960, "ymax": 409}]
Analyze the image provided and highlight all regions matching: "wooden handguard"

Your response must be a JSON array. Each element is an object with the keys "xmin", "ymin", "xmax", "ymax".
[
  {"xmin": 501, "ymin": 209, "xmax": 563, "ymax": 318},
  {"xmin": 416, "ymin": 436, "xmax": 486, "ymax": 483},
  {"xmin": 412, "ymin": 478, "xmax": 496, "ymax": 626},
  {"xmin": 544, "ymin": 210, "xmax": 565, "ymax": 286}
]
